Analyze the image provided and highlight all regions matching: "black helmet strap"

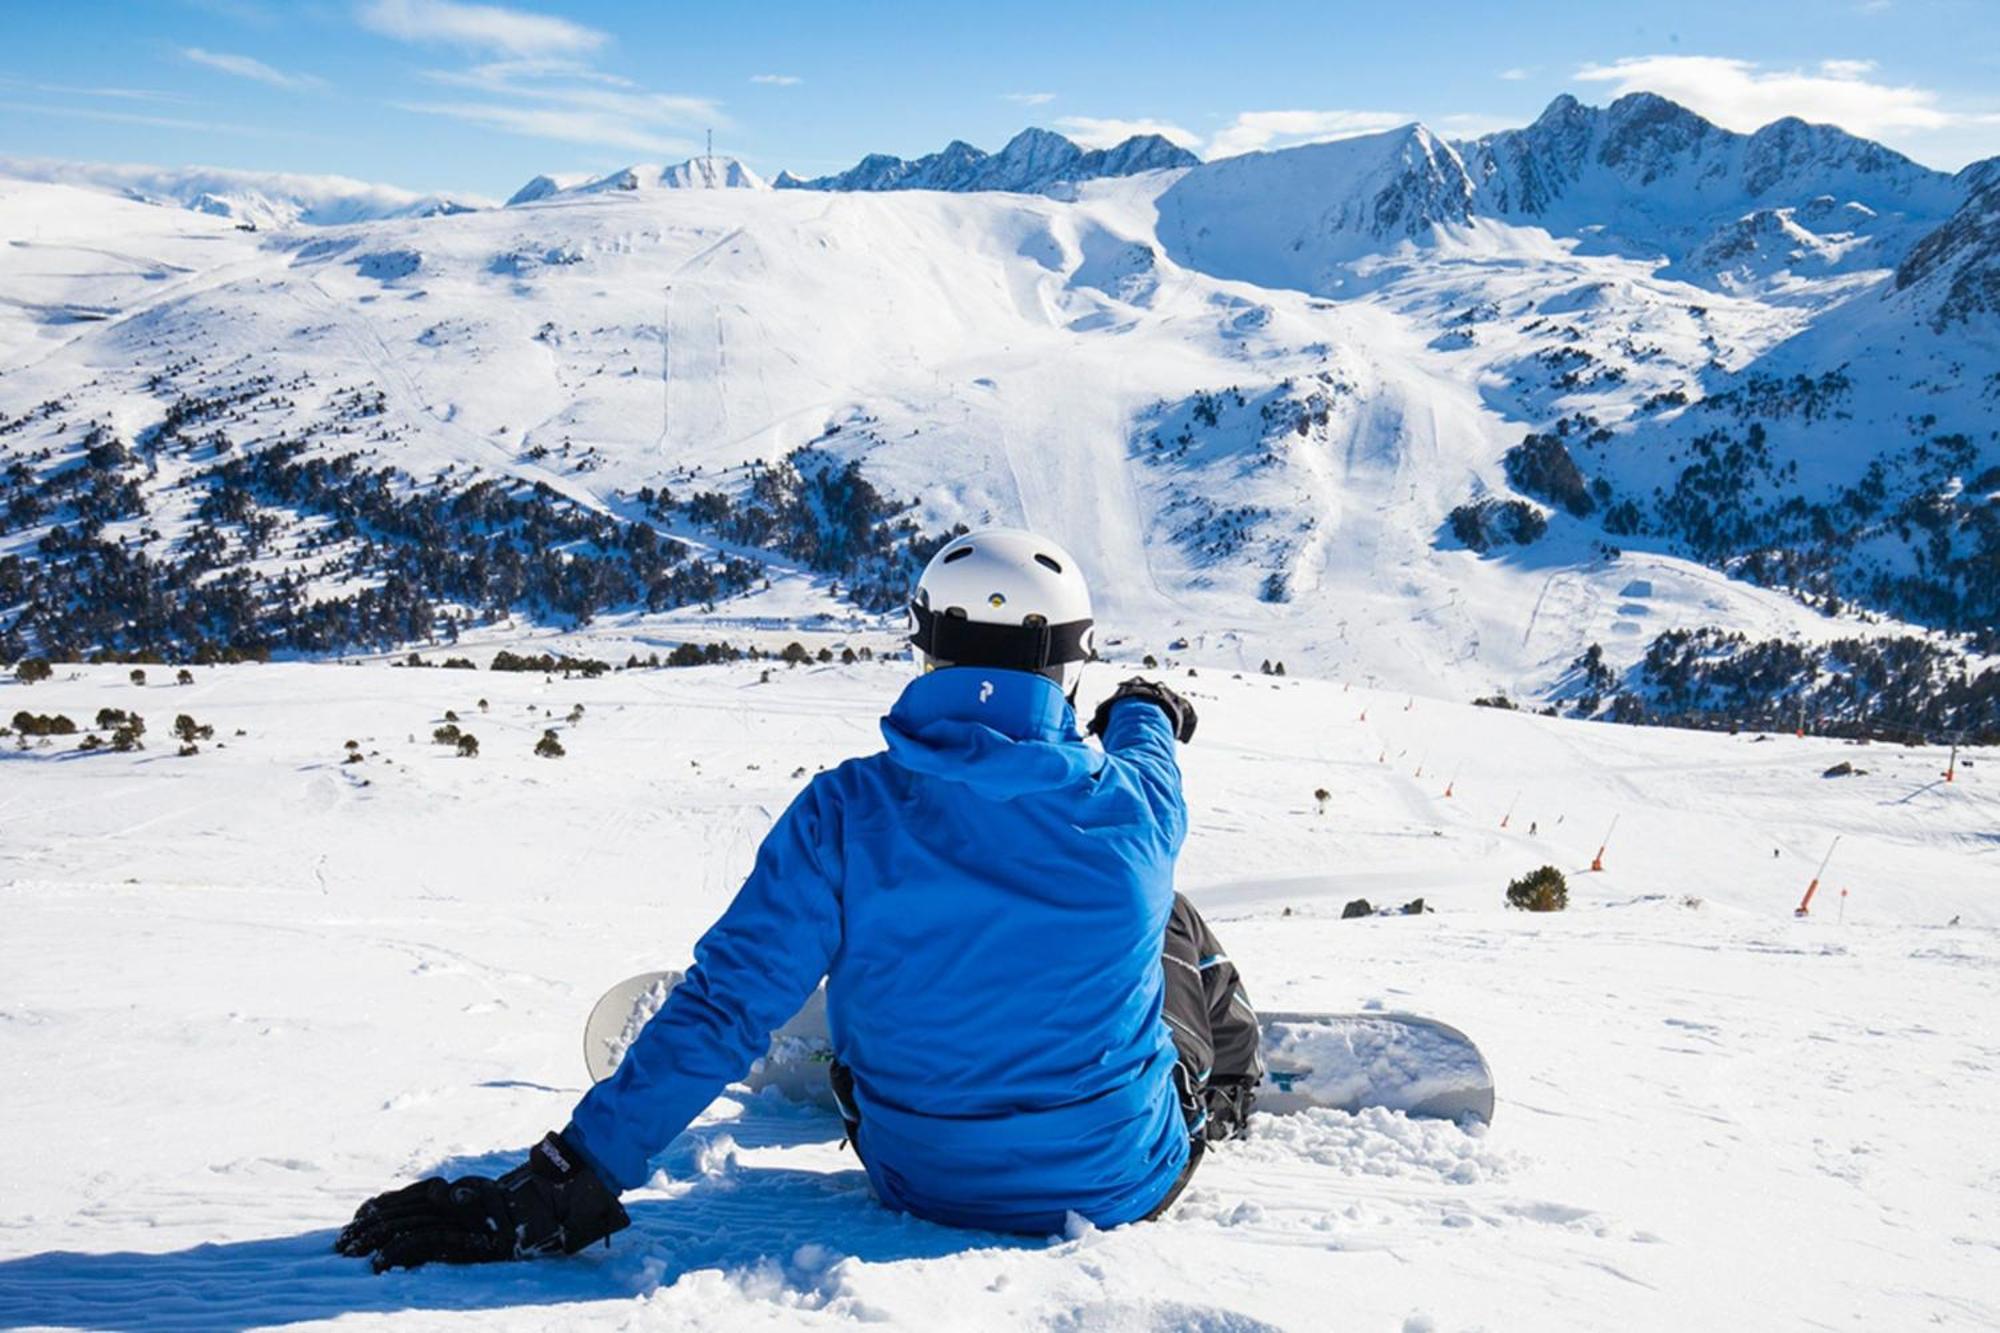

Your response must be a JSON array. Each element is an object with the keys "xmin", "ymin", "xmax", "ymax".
[{"xmin": 909, "ymin": 602, "xmax": 1093, "ymax": 672}]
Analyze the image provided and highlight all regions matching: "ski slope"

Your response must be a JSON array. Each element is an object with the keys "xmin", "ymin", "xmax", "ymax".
[
  {"xmin": 8, "ymin": 129, "xmax": 1987, "ymax": 701},
  {"xmin": 2, "ymin": 658, "xmax": 1994, "ymax": 1330}
]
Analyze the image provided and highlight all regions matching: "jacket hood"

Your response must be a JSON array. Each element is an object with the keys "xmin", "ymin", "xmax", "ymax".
[{"xmin": 881, "ymin": 668, "xmax": 1102, "ymax": 800}]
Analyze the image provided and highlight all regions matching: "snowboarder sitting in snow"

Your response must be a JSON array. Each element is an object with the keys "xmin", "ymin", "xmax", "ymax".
[{"xmin": 337, "ymin": 528, "xmax": 1262, "ymax": 1270}]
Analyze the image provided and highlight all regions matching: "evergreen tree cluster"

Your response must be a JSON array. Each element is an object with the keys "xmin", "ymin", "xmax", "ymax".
[
  {"xmin": 1474, "ymin": 365, "xmax": 1995, "ymax": 648},
  {"xmin": 0, "ymin": 382, "xmax": 769, "ymax": 660},
  {"xmin": 645, "ymin": 443, "xmax": 966, "ymax": 613},
  {"xmin": 1447, "ymin": 497, "xmax": 1548, "ymax": 552},
  {"xmin": 1584, "ymin": 627, "xmax": 1998, "ymax": 742}
]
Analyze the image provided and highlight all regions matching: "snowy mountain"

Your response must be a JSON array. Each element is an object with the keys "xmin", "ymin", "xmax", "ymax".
[
  {"xmin": 508, "ymin": 157, "xmax": 769, "ymax": 205},
  {"xmin": 1155, "ymin": 124, "xmax": 1478, "ymax": 289},
  {"xmin": 0, "ymin": 155, "xmax": 484, "ymax": 229},
  {"xmin": 0, "ymin": 92, "xmax": 1993, "ymax": 737},
  {"xmin": 1894, "ymin": 157, "xmax": 2000, "ymax": 329},
  {"xmin": 777, "ymin": 127, "xmax": 1197, "ymax": 193},
  {"xmin": 1452, "ymin": 93, "xmax": 1967, "ymax": 299}
]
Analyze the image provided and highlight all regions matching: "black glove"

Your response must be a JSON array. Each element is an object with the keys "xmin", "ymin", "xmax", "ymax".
[
  {"xmin": 1088, "ymin": 677, "xmax": 1198, "ymax": 743},
  {"xmin": 335, "ymin": 1131, "xmax": 629, "ymax": 1272}
]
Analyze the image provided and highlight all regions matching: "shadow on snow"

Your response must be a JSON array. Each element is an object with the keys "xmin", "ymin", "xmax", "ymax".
[{"xmin": 0, "ymin": 1105, "xmax": 1033, "ymax": 1332}]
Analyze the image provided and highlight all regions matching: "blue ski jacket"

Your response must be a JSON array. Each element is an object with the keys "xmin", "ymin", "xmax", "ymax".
[{"xmin": 565, "ymin": 667, "xmax": 1190, "ymax": 1233}]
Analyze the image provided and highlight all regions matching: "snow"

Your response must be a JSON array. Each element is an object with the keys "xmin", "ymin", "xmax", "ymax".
[{"xmin": 1, "ymin": 658, "xmax": 1994, "ymax": 1329}]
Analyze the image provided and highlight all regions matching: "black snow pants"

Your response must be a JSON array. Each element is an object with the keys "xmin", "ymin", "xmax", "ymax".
[
  {"xmin": 1139, "ymin": 892, "xmax": 1262, "ymax": 1218},
  {"xmin": 1161, "ymin": 891, "xmax": 1264, "ymax": 1142}
]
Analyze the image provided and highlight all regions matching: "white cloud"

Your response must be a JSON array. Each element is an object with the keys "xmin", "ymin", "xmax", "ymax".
[
  {"xmin": 421, "ymin": 63, "xmax": 720, "ymax": 123},
  {"xmin": 0, "ymin": 77, "xmax": 193, "ymax": 104},
  {"xmin": 1433, "ymin": 112, "xmax": 1517, "ymax": 139},
  {"xmin": 1498, "ymin": 68, "xmax": 1532, "ymax": 82},
  {"xmin": 1003, "ymin": 91, "xmax": 1057, "ymax": 106},
  {"xmin": 750, "ymin": 73, "xmax": 801, "ymax": 86},
  {"xmin": 458, "ymin": 58, "xmax": 632, "ymax": 87},
  {"xmin": 0, "ymin": 99, "xmax": 279, "ymax": 138},
  {"xmin": 1205, "ymin": 109, "xmax": 1410, "ymax": 159},
  {"xmin": 0, "ymin": 153, "xmax": 490, "ymax": 212},
  {"xmin": 405, "ymin": 47, "xmax": 722, "ymax": 157},
  {"xmin": 180, "ymin": 46, "xmax": 326, "ymax": 91},
  {"xmin": 1053, "ymin": 115, "xmax": 1199, "ymax": 150},
  {"xmin": 358, "ymin": 0, "xmax": 605, "ymax": 57},
  {"xmin": 396, "ymin": 100, "xmax": 698, "ymax": 156},
  {"xmin": 1573, "ymin": 54, "xmax": 1960, "ymax": 137}
]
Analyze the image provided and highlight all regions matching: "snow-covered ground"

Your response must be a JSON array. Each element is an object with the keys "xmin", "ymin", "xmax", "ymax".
[{"xmin": 3, "ymin": 659, "xmax": 1994, "ymax": 1330}]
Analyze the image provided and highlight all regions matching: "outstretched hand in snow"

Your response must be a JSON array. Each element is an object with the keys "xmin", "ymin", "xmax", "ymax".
[{"xmin": 335, "ymin": 1131, "xmax": 628, "ymax": 1272}]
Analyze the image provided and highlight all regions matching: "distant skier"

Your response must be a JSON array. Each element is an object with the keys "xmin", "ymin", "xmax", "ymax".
[{"xmin": 337, "ymin": 528, "xmax": 1261, "ymax": 1270}]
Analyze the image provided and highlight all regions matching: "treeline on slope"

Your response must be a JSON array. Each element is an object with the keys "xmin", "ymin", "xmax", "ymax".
[
  {"xmin": 1566, "ymin": 629, "xmax": 1999, "ymax": 743},
  {"xmin": 1, "ymin": 428, "xmax": 762, "ymax": 660},
  {"xmin": 637, "ymin": 440, "xmax": 966, "ymax": 613},
  {"xmin": 1, "ymin": 385, "xmax": 954, "ymax": 661},
  {"xmin": 1468, "ymin": 375, "xmax": 2000, "ymax": 652}
]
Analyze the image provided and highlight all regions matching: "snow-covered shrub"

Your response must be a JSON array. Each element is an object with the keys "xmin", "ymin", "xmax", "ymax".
[
  {"xmin": 13, "ymin": 711, "xmax": 77, "ymax": 736},
  {"xmin": 535, "ymin": 730, "xmax": 565, "ymax": 759},
  {"xmin": 15, "ymin": 658, "xmax": 52, "ymax": 685},
  {"xmin": 1505, "ymin": 866, "xmax": 1568, "ymax": 912}
]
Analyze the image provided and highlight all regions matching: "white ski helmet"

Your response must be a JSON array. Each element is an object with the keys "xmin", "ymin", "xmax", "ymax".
[{"xmin": 909, "ymin": 527, "xmax": 1096, "ymax": 695}]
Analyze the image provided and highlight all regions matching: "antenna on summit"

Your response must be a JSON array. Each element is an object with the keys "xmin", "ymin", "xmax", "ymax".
[{"xmin": 706, "ymin": 128, "xmax": 713, "ymax": 164}]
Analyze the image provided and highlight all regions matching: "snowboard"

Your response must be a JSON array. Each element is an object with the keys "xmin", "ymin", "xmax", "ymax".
[{"xmin": 584, "ymin": 970, "xmax": 1495, "ymax": 1126}]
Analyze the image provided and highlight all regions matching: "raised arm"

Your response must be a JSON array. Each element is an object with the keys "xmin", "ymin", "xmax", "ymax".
[{"xmin": 1087, "ymin": 677, "xmax": 1195, "ymax": 850}]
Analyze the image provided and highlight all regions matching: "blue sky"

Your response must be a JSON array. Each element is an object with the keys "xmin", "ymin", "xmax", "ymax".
[{"xmin": 4, "ymin": 0, "xmax": 1999, "ymax": 197}]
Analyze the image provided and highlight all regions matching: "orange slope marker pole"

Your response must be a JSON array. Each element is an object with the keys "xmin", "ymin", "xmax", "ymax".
[
  {"xmin": 1590, "ymin": 814, "xmax": 1620, "ymax": 872},
  {"xmin": 1501, "ymin": 788, "xmax": 1522, "ymax": 829},
  {"xmin": 1444, "ymin": 765, "xmax": 1459, "ymax": 799},
  {"xmin": 1794, "ymin": 835, "xmax": 1842, "ymax": 918},
  {"xmin": 1944, "ymin": 740, "xmax": 1958, "ymax": 784}
]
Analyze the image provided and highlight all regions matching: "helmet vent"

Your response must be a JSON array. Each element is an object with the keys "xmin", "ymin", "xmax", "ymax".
[
  {"xmin": 1033, "ymin": 553, "xmax": 1063, "ymax": 574},
  {"xmin": 942, "ymin": 547, "xmax": 975, "ymax": 564}
]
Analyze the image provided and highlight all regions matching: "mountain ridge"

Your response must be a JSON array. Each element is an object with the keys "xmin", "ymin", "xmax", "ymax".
[{"xmin": 776, "ymin": 126, "xmax": 1198, "ymax": 193}]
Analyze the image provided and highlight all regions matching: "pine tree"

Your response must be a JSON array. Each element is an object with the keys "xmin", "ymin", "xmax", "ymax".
[{"xmin": 1505, "ymin": 866, "xmax": 1568, "ymax": 912}]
